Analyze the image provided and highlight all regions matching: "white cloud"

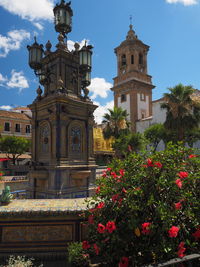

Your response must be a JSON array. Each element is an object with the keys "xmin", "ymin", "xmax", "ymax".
[
  {"xmin": 33, "ymin": 22, "xmax": 44, "ymax": 31},
  {"xmin": 0, "ymin": 105, "xmax": 12, "ymax": 110},
  {"xmin": 67, "ymin": 39, "xmax": 89, "ymax": 52},
  {"xmin": 89, "ymin": 78, "xmax": 112, "ymax": 100},
  {"xmin": 0, "ymin": 29, "xmax": 30, "ymax": 57},
  {"xmin": 0, "ymin": 73, "xmax": 7, "ymax": 83},
  {"xmin": 166, "ymin": 0, "xmax": 198, "ymax": 5},
  {"xmin": 0, "ymin": 0, "xmax": 54, "ymax": 24},
  {"xmin": 6, "ymin": 70, "xmax": 29, "ymax": 92},
  {"xmin": 93, "ymin": 100, "xmax": 114, "ymax": 124}
]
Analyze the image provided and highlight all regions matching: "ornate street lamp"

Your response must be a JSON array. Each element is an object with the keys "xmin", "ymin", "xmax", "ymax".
[
  {"xmin": 79, "ymin": 42, "xmax": 93, "ymax": 90},
  {"xmin": 53, "ymin": 0, "xmax": 73, "ymax": 36},
  {"xmin": 27, "ymin": 37, "xmax": 43, "ymax": 70},
  {"xmin": 27, "ymin": 0, "xmax": 93, "ymax": 99}
]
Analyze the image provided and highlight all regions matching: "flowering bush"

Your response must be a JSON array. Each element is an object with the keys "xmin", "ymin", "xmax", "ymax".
[{"xmin": 83, "ymin": 143, "xmax": 200, "ymax": 266}]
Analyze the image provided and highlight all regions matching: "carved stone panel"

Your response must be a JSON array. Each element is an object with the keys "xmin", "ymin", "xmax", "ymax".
[{"xmin": 2, "ymin": 224, "xmax": 73, "ymax": 243}]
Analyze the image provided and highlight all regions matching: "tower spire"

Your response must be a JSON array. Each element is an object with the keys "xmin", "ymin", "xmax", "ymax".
[{"xmin": 126, "ymin": 16, "xmax": 137, "ymax": 40}]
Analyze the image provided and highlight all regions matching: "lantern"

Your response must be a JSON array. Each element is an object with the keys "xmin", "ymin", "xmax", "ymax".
[
  {"xmin": 27, "ymin": 37, "xmax": 43, "ymax": 70},
  {"xmin": 79, "ymin": 43, "xmax": 93, "ymax": 71},
  {"xmin": 53, "ymin": 0, "xmax": 73, "ymax": 35}
]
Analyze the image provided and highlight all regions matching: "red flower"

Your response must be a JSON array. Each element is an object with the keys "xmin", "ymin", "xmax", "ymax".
[
  {"xmin": 102, "ymin": 171, "xmax": 107, "ymax": 177},
  {"xmin": 96, "ymin": 186, "xmax": 101, "ymax": 194},
  {"xmin": 122, "ymin": 187, "xmax": 127, "ymax": 194},
  {"xmin": 112, "ymin": 194, "xmax": 119, "ymax": 202},
  {"xmin": 106, "ymin": 221, "xmax": 116, "ymax": 233},
  {"xmin": 82, "ymin": 241, "xmax": 90, "ymax": 250},
  {"xmin": 177, "ymin": 242, "xmax": 186, "ymax": 258},
  {"xmin": 0, "ymin": 172, "xmax": 3, "ymax": 176},
  {"xmin": 111, "ymin": 172, "xmax": 118, "ymax": 179},
  {"xmin": 174, "ymin": 202, "xmax": 182, "ymax": 210},
  {"xmin": 154, "ymin": 162, "xmax": 162, "ymax": 168},
  {"xmin": 192, "ymin": 228, "xmax": 200, "ymax": 240},
  {"xmin": 88, "ymin": 214, "xmax": 94, "ymax": 224},
  {"xmin": 141, "ymin": 222, "xmax": 151, "ymax": 235},
  {"xmin": 107, "ymin": 167, "xmax": 112, "ymax": 172},
  {"xmin": 118, "ymin": 198, "xmax": 123, "ymax": 206},
  {"xmin": 97, "ymin": 202, "xmax": 105, "ymax": 209},
  {"xmin": 97, "ymin": 223, "xmax": 106, "ymax": 234},
  {"xmin": 134, "ymin": 187, "xmax": 141, "ymax": 191},
  {"xmin": 189, "ymin": 154, "xmax": 197, "ymax": 158},
  {"xmin": 175, "ymin": 179, "xmax": 182, "ymax": 189},
  {"xmin": 178, "ymin": 171, "xmax": 188, "ymax": 179},
  {"xmin": 142, "ymin": 164, "xmax": 148, "ymax": 168},
  {"xmin": 119, "ymin": 257, "xmax": 129, "ymax": 267},
  {"xmin": 119, "ymin": 169, "xmax": 125, "ymax": 177},
  {"xmin": 128, "ymin": 145, "xmax": 132, "ymax": 152},
  {"xmin": 93, "ymin": 243, "xmax": 100, "ymax": 255},
  {"xmin": 147, "ymin": 158, "xmax": 154, "ymax": 167},
  {"xmin": 168, "ymin": 226, "xmax": 180, "ymax": 237}
]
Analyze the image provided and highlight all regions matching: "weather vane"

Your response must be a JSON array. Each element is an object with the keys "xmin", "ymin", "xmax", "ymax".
[{"xmin": 130, "ymin": 15, "xmax": 133, "ymax": 25}]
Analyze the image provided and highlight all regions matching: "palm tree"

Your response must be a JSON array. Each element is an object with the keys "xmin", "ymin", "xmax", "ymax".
[
  {"xmin": 161, "ymin": 84, "xmax": 200, "ymax": 141},
  {"xmin": 102, "ymin": 107, "xmax": 130, "ymax": 139}
]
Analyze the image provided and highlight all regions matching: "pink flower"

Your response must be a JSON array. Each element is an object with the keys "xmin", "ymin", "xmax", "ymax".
[
  {"xmin": 93, "ymin": 243, "xmax": 100, "ymax": 255},
  {"xmin": 88, "ymin": 214, "xmax": 94, "ymax": 224},
  {"xmin": 97, "ymin": 223, "xmax": 106, "ymax": 234},
  {"xmin": 192, "ymin": 228, "xmax": 200, "ymax": 240},
  {"xmin": 177, "ymin": 242, "xmax": 186, "ymax": 258},
  {"xmin": 175, "ymin": 179, "xmax": 182, "ymax": 189},
  {"xmin": 106, "ymin": 221, "xmax": 116, "ymax": 233},
  {"xmin": 119, "ymin": 257, "xmax": 129, "ymax": 267},
  {"xmin": 82, "ymin": 241, "xmax": 90, "ymax": 250},
  {"xmin": 147, "ymin": 158, "xmax": 154, "ymax": 167},
  {"xmin": 96, "ymin": 202, "xmax": 105, "ymax": 209},
  {"xmin": 178, "ymin": 171, "xmax": 188, "ymax": 179},
  {"xmin": 168, "ymin": 226, "xmax": 180, "ymax": 238},
  {"xmin": 174, "ymin": 202, "xmax": 182, "ymax": 210},
  {"xmin": 141, "ymin": 222, "xmax": 151, "ymax": 235}
]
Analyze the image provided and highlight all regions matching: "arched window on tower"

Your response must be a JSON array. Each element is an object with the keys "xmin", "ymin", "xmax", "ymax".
[
  {"xmin": 139, "ymin": 53, "xmax": 143, "ymax": 65},
  {"xmin": 121, "ymin": 54, "xmax": 126, "ymax": 66},
  {"xmin": 131, "ymin": 55, "xmax": 134, "ymax": 64}
]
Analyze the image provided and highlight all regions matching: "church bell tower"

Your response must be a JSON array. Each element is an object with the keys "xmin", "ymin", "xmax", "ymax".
[
  {"xmin": 27, "ymin": 0, "xmax": 97, "ymax": 198},
  {"xmin": 111, "ymin": 23, "xmax": 155, "ymax": 132}
]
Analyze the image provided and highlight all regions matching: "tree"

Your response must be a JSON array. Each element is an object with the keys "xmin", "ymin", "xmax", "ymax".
[
  {"xmin": 161, "ymin": 84, "xmax": 200, "ymax": 141},
  {"xmin": 144, "ymin": 123, "xmax": 166, "ymax": 151},
  {"xmin": 113, "ymin": 132, "xmax": 145, "ymax": 157},
  {"xmin": 102, "ymin": 107, "xmax": 130, "ymax": 140},
  {"xmin": 0, "ymin": 136, "xmax": 31, "ymax": 165}
]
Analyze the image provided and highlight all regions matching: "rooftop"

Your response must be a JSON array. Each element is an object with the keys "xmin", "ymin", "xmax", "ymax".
[{"xmin": 0, "ymin": 110, "xmax": 31, "ymax": 120}]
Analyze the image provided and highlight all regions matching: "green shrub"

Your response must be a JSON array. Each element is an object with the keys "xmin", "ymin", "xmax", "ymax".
[
  {"xmin": 67, "ymin": 242, "xmax": 89, "ymax": 267},
  {"xmin": 83, "ymin": 143, "xmax": 200, "ymax": 266}
]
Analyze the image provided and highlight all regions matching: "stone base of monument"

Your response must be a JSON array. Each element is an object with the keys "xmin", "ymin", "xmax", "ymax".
[{"xmin": 0, "ymin": 199, "xmax": 88, "ymax": 264}]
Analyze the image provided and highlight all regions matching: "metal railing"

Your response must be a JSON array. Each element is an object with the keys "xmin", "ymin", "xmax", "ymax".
[{"xmin": 145, "ymin": 253, "xmax": 200, "ymax": 267}]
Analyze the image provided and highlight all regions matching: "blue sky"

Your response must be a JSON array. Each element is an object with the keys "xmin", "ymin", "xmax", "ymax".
[{"xmin": 0, "ymin": 0, "xmax": 200, "ymax": 123}]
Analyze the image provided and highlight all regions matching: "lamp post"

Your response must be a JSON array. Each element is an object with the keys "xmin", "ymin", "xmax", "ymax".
[{"xmin": 27, "ymin": 0, "xmax": 93, "ymax": 99}]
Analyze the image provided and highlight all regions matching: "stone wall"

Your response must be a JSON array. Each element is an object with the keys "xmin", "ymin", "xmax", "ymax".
[{"xmin": 0, "ymin": 198, "xmax": 87, "ymax": 262}]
